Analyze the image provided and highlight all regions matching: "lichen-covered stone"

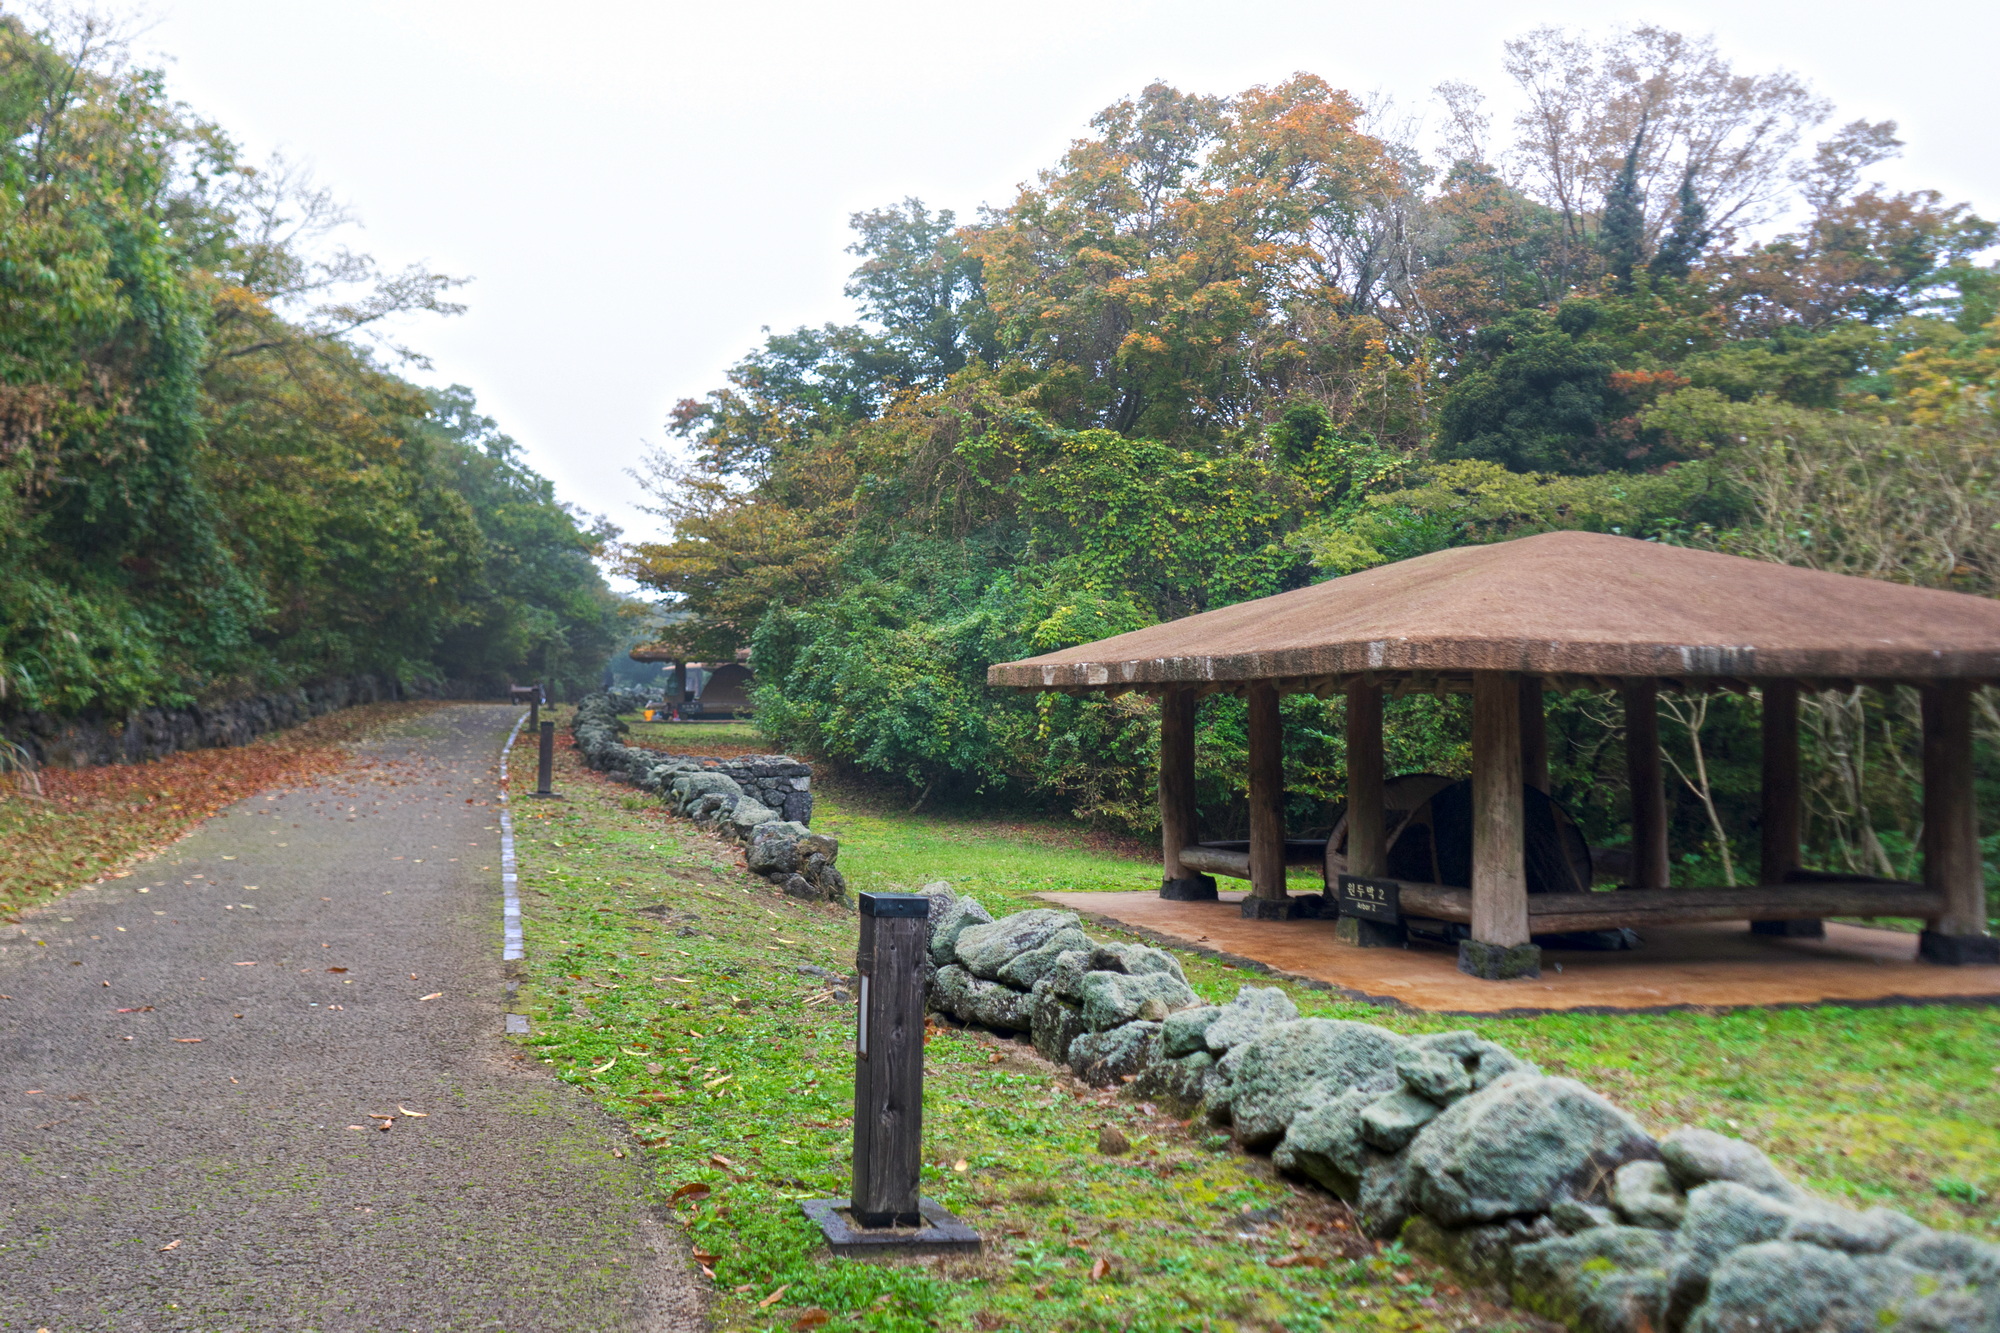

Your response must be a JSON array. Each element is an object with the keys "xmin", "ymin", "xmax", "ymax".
[
  {"xmin": 1781, "ymin": 1203, "xmax": 1923, "ymax": 1255},
  {"xmin": 928, "ymin": 896, "xmax": 993, "ymax": 967},
  {"xmin": 1611, "ymin": 1160, "xmax": 1686, "ymax": 1230},
  {"xmin": 1204, "ymin": 986, "xmax": 1300, "ymax": 1054},
  {"xmin": 929, "ymin": 962, "xmax": 1030, "ymax": 1031},
  {"xmin": 1659, "ymin": 1127, "xmax": 1806, "ymax": 1203},
  {"xmin": 1227, "ymin": 1019, "xmax": 1409, "ymax": 1149},
  {"xmin": 1665, "ymin": 1182, "xmax": 1804, "ymax": 1328},
  {"xmin": 1512, "ymin": 1226, "xmax": 1673, "ymax": 1333},
  {"xmin": 746, "ymin": 820, "xmax": 812, "ymax": 874},
  {"xmin": 1087, "ymin": 941, "xmax": 1189, "ymax": 984},
  {"xmin": 1077, "ymin": 970, "xmax": 1198, "ymax": 1032},
  {"xmin": 1550, "ymin": 1200, "xmax": 1620, "ymax": 1234},
  {"xmin": 1132, "ymin": 1050, "xmax": 1214, "ymax": 1105},
  {"xmin": 1028, "ymin": 979, "xmax": 1088, "ymax": 1065},
  {"xmin": 1069, "ymin": 1021, "xmax": 1161, "ymax": 1087},
  {"xmin": 929, "ymin": 963, "xmax": 975, "ymax": 1017},
  {"xmin": 955, "ymin": 910, "xmax": 1082, "ymax": 980},
  {"xmin": 1406, "ymin": 1214, "xmax": 1559, "ymax": 1288},
  {"xmin": 1395, "ymin": 1044, "xmax": 1473, "ymax": 1104},
  {"xmin": 1357, "ymin": 1152, "xmax": 1413, "ymax": 1238},
  {"xmin": 1273, "ymin": 1085, "xmax": 1388, "ymax": 1197},
  {"xmin": 1040, "ymin": 949, "xmax": 1097, "ymax": 1002},
  {"xmin": 1686, "ymin": 1241, "xmax": 1923, "ymax": 1333},
  {"xmin": 1405, "ymin": 1074, "xmax": 1658, "ymax": 1228},
  {"xmin": 1361, "ymin": 1088, "xmax": 1442, "ymax": 1152},
  {"xmin": 730, "ymin": 796, "xmax": 777, "ymax": 833},
  {"xmin": 1891, "ymin": 1230, "xmax": 2000, "ymax": 1285},
  {"xmin": 996, "ymin": 927, "xmax": 1094, "ymax": 990},
  {"xmin": 1160, "ymin": 1005, "xmax": 1222, "ymax": 1058}
]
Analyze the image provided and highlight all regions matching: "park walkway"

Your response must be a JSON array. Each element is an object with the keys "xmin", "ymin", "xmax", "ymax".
[{"xmin": 0, "ymin": 704, "xmax": 700, "ymax": 1332}]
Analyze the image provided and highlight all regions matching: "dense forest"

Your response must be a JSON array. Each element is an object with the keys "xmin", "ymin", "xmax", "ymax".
[
  {"xmin": 628, "ymin": 26, "xmax": 2000, "ymax": 882},
  {"xmin": 0, "ymin": 12, "xmax": 616, "ymax": 717}
]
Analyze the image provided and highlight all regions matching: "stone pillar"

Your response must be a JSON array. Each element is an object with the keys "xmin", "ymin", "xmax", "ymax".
[
  {"xmin": 1243, "ymin": 681, "xmax": 1296, "ymax": 920},
  {"xmin": 1920, "ymin": 681, "xmax": 1998, "ymax": 964},
  {"xmin": 1624, "ymin": 680, "xmax": 1669, "ymax": 890},
  {"xmin": 1462, "ymin": 671, "xmax": 1539, "ymax": 979},
  {"xmin": 1158, "ymin": 688, "xmax": 1216, "ymax": 900}
]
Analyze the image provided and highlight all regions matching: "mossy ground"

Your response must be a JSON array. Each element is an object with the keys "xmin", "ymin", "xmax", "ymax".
[{"xmin": 511, "ymin": 710, "xmax": 2000, "ymax": 1331}]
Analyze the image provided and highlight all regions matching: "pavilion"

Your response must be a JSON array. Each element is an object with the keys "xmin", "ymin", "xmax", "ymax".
[{"xmin": 986, "ymin": 531, "xmax": 2000, "ymax": 980}]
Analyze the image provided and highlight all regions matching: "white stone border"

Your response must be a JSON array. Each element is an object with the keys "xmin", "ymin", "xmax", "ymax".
[{"xmin": 498, "ymin": 709, "xmax": 527, "ymax": 961}]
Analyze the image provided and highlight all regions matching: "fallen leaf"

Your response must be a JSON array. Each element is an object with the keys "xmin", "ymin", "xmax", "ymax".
[
  {"xmin": 327, "ymin": 967, "xmax": 347, "ymax": 973},
  {"xmin": 791, "ymin": 1311, "xmax": 831, "ymax": 1331},
  {"xmin": 1089, "ymin": 1256, "xmax": 1109, "ymax": 1281},
  {"xmin": 589, "ymin": 1057, "xmax": 617, "ymax": 1074},
  {"xmin": 232, "ymin": 961, "xmax": 256, "ymax": 967},
  {"xmin": 669, "ymin": 1182, "xmax": 712, "ymax": 1203},
  {"xmin": 952, "ymin": 1159, "xmax": 968, "ymax": 1172},
  {"xmin": 418, "ymin": 992, "xmax": 442, "ymax": 1002},
  {"xmin": 397, "ymin": 1105, "xmax": 427, "ymax": 1117},
  {"xmin": 159, "ymin": 1239, "xmax": 181, "ymax": 1252},
  {"xmin": 115, "ymin": 1006, "xmax": 154, "ymax": 1013},
  {"xmin": 709, "ymin": 1154, "xmax": 734, "ymax": 1168},
  {"xmin": 758, "ymin": 1283, "xmax": 791, "ymax": 1307},
  {"xmin": 691, "ymin": 1248, "xmax": 720, "ymax": 1265},
  {"xmin": 173, "ymin": 1038, "xmax": 203, "ymax": 1043}
]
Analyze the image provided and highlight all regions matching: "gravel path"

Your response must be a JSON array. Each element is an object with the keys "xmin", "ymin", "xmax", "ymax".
[{"xmin": 0, "ymin": 704, "xmax": 702, "ymax": 1333}]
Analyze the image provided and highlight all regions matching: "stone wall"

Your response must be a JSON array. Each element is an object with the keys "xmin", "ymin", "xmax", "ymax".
[
  {"xmin": 921, "ymin": 886, "xmax": 1999, "ymax": 1333},
  {"xmin": 0, "ymin": 674, "xmax": 410, "ymax": 769},
  {"xmin": 570, "ymin": 692, "xmax": 843, "ymax": 903}
]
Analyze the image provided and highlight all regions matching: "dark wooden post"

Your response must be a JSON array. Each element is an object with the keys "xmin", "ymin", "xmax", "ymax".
[
  {"xmin": 1159, "ymin": 688, "xmax": 1216, "ymax": 900},
  {"xmin": 802, "ymin": 893, "xmax": 978, "ymax": 1257},
  {"xmin": 1920, "ymin": 682, "xmax": 1998, "ymax": 964},
  {"xmin": 852, "ymin": 892, "xmax": 929, "ymax": 1225},
  {"xmin": 1752, "ymin": 680, "xmax": 1821, "ymax": 937},
  {"xmin": 1519, "ymin": 676, "xmax": 1549, "ymax": 793},
  {"xmin": 1244, "ymin": 681, "xmax": 1294, "ymax": 919},
  {"xmin": 1344, "ymin": 683, "xmax": 1386, "ymax": 878},
  {"xmin": 1463, "ymin": 671, "xmax": 1538, "ymax": 978},
  {"xmin": 535, "ymin": 721, "xmax": 555, "ymax": 797},
  {"xmin": 1623, "ymin": 680, "xmax": 1669, "ymax": 890},
  {"xmin": 1334, "ymin": 681, "xmax": 1401, "ymax": 948}
]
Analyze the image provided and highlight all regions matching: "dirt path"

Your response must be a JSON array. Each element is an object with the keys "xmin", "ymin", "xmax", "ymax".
[{"xmin": 0, "ymin": 704, "xmax": 702, "ymax": 1333}]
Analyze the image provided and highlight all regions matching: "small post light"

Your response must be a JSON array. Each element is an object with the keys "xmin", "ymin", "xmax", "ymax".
[
  {"xmin": 802, "ymin": 892, "xmax": 979, "ymax": 1258},
  {"xmin": 531, "ymin": 720, "xmax": 561, "ymax": 799}
]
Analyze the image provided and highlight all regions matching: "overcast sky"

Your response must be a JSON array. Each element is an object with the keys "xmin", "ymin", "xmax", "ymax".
[{"xmin": 145, "ymin": 0, "xmax": 1998, "ymax": 580}]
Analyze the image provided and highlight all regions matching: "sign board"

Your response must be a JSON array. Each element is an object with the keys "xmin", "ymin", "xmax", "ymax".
[{"xmin": 1337, "ymin": 875, "xmax": 1402, "ymax": 923}]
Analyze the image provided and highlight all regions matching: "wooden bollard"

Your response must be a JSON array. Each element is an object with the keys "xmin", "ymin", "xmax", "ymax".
[
  {"xmin": 531, "ymin": 721, "xmax": 559, "ymax": 799},
  {"xmin": 802, "ymin": 892, "xmax": 979, "ymax": 1257}
]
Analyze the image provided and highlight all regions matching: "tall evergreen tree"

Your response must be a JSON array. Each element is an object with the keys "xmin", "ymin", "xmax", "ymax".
[
  {"xmin": 1650, "ymin": 167, "xmax": 1712, "ymax": 279},
  {"xmin": 1598, "ymin": 116, "xmax": 1649, "ymax": 291}
]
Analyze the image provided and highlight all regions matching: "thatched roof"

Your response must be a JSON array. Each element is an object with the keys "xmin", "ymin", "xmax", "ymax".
[{"xmin": 987, "ymin": 531, "xmax": 2000, "ymax": 694}]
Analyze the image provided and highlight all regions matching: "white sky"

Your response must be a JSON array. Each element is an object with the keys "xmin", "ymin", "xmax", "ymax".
[{"xmin": 145, "ymin": 0, "xmax": 1998, "ymax": 577}]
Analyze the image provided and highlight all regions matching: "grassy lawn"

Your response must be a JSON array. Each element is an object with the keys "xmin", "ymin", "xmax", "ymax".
[
  {"xmin": 623, "ymin": 718, "xmax": 771, "ymax": 757},
  {"xmin": 510, "ymin": 724, "xmax": 1527, "ymax": 1333},
  {"xmin": 511, "ymin": 713, "xmax": 2000, "ymax": 1331}
]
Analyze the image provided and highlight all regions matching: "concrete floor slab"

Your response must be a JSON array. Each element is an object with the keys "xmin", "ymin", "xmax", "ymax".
[{"xmin": 1039, "ymin": 889, "xmax": 2000, "ymax": 1015}]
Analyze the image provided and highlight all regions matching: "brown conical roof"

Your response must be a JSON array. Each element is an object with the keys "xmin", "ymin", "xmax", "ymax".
[{"xmin": 987, "ymin": 531, "xmax": 2000, "ymax": 691}]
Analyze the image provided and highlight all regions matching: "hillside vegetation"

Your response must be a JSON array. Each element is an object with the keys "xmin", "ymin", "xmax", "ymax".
[
  {"xmin": 627, "ymin": 26, "xmax": 1999, "ymax": 891},
  {"xmin": 0, "ymin": 12, "xmax": 616, "ymax": 718}
]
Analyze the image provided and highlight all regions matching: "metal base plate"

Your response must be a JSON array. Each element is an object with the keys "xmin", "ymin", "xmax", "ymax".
[{"xmin": 800, "ymin": 1197, "xmax": 982, "ymax": 1259}]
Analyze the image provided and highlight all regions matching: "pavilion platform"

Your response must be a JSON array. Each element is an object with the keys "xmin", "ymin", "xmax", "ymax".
[{"xmin": 1039, "ymin": 888, "xmax": 2000, "ymax": 1016}]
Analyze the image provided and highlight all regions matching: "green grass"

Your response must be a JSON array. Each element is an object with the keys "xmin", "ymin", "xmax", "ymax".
[
  {"xmin": 509, "ymin": 726, "xmax": 1527, "ymax": 1333},
  {"xmin": 511, "ymin": 721, "xmax": 2000, "ymax": 1331},
  {"xmin": 622, "ymin": 718, "xmax": 771, "ymax": 752},
  {"xmin": 813, "ymin": 778, "xmax": 2000, "ymax": 1236}
]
